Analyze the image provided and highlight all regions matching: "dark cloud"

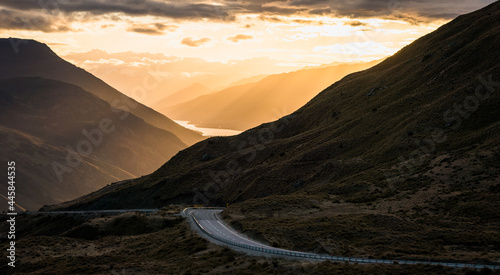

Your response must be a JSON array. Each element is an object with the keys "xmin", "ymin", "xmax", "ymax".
[
  {"xmin": 227, "ymin": 34, "xmax": 254, "ymax": 42},
  {"xmin": 308, "ymin": 8, "xmax": 332, "ymax": 15},
  {"xmin": 344, "ymin": 20, "xmax": 367, "ymax": 27},
  {"xmin": 181, "ymin": 37, "xmax": 212, "ymax": 47},
  {"xmin": 293, "ymin": 19, "xmax": 323, "ymax": 25},
  {"xmin": 0, "ymin": 0, "xmax": 496, "ymax": 26},
  {"xmin": 0, "ymin": 9, "xmax": 72, "ymax": 32},
  {"xmin": 305, "ymin": 0, "xmax": 496, "ymax": 23},
  {"xmin": 0, "ymin": 0, "xmax": 236, "ymax": 21},
  {"xmin": 258, "ymin": 15, "xmax": 283, "ymax": 22},
  {"xmin": 265, "ymin": 0, "xmax": 495, "ymax": 23},
  {"xmin": 389, "ymin": 14, "xmax": 424, "ymax": 25},
  {"xmin": 127, "ymin": 23, "xmax": 177, "ymax": 35}
]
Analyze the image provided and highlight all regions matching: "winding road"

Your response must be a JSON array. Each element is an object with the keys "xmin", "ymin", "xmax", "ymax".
[{"xmin": 184, "ymin": 208, "xmax": 500, "ymax": 270}]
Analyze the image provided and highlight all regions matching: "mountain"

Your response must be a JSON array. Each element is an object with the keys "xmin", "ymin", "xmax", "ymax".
[
  {"xmin": 0, "ymin": 39, "xmax": 204, "ymax": 146},
  {"xmin": 0, "ymin": 39, "xmax": 204, "ymax": 210},
  {"xmin": 160, "ymin": 60, "xmax": 381, "ymax": 130},
  {"xmin": 0, "ymin": 77, "xmax": 192, "ymax": 210},
  {"xmin": 49, "ymin": 3, "xmax": 500, "ymax": 262},
  {"xmin": 49, "ymin": 0, "xmax": 500, "ymax": 211},
  {"xmin": 153, "ymin": 82, "xmax": 212, "ymax": 109}
]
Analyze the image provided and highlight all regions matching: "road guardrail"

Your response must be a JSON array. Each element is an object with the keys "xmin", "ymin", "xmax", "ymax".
[{"xmin": 186, "ymin": 209, "xmax": 500, "ymax": 270}]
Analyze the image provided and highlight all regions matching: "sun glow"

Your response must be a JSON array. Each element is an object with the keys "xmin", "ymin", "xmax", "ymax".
[
  {"xmin": 1, "ymin": 11, "xmax": 445, "ymax": 65},
  {"xmin": 3, "ymin": 0, "xmax": 487, "ymax": 106}
]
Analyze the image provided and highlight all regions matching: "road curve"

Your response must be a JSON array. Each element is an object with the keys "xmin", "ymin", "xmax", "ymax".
[{"xmin": 184, "ymin": 208, "xmax": 500, "ymax": 270}]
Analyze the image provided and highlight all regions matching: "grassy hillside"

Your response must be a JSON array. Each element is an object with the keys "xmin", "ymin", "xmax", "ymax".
[
  {"xmin": 0, "ymin": 209, "xmax": 468, "ymax": 274},
  {"xmin": 46, "ymin": 1, "xmax": 500, "ymax": 264}
]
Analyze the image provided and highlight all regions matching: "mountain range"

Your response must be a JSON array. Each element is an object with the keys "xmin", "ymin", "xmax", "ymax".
[
  {"xmin": 158, "ymin": 60, "xmax": 381, "ymax": 130},
  {"xmin": 51, "ymin": 0, "xmax": 500, "ymax": 229},
  {"xmin": 0, "ymin": 39, "xmax": 205, "ymax": 210}
]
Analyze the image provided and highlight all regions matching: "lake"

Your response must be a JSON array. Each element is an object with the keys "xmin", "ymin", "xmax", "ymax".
[{"xmin": 174, "ymin": 120, "xmax": 243, "ymax": 137}]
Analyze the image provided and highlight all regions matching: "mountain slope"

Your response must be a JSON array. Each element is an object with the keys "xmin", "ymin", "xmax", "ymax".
[
  {"xmin": 161, "ymin": 60, "xmax": 381, "ymax": 130},
  {"xmin": 0, "ymin": 77, "xmax": 188, "ymax": 210},
  {"xmin": 0, "ymin": 39, "xmax": 203, "ymax": 146},
  {"xmin": 153, "ymin": 82, "xmax": 212, "ymax": 108},
  {"xmin": 53, "ymin": 0, "xmax": 500, "ymax": 224}
]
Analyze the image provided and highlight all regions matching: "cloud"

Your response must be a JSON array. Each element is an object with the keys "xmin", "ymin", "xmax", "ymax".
[
  {"xmin": 227, "ymin": 34, "xmax": 254, "ymax": 43},
  {"xmin": 344, "ymin": 20, "xmax": 367, "ymax": 27},
  {"xmin": 127, "ymin": 23, "xmax": 177, "ymax": 35},
  {"xmin": 181, "ymin": 37, "xmax": 212, "ymax": 47},
  {"xmin": 308, "ymin": 8, "xmax": 332, "ymax": 15},
  {"xmin": 293, "ymin": 19, "xmax": 323, "ymax": 25},
  {"xmin": 0, "ymin": 0, "xmax": 236, "ymax": 22},
  {"xmin": 313, "ymin": 41, "xmax": 397, "ymax": 56},
  {"xmin": 258, "ymin": 15, "xmax": 284, "ymax": 23},
  {"xmin": 47, "ymin": 42, "xmax": 69, "ymax": 46},
  {"xmin": 0, "ymin": 0, "xmax": 495, "ymax": 26},
  {"xmin": 63, "ymin": 49, "xmax": 298, "ymax": 77},
  {"xmin": 308, "ymin": 0, "xmax": 496, "ymax": 23},
  {"xmin": 0, "ymin": 9, "xmax": 73, "ymax": 32}
]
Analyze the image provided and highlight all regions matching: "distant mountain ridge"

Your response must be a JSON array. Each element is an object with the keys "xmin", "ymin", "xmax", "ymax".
[
  {"xmin": 159, "ymin": 60, "xmax": 381, "ymax": 130},
  {"xmin": 153, "ymin": 82, "xmax": 212, "ymax": 108}
]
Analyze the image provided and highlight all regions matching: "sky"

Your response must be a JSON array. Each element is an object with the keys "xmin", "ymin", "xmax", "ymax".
[{"xmin": 0, "ymin": 0, "xmax": 496, "ymax": 103}]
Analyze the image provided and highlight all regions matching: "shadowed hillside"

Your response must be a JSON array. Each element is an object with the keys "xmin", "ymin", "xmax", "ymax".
[
  {"xmin": 0, "ymin": 77, "xmax": 190, "ymax": 210},
  {"xmin": 0, "ymin": 39, "xmax": 204, "ymax": 146}
]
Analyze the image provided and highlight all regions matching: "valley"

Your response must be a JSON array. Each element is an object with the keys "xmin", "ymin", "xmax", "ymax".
[
  {"xmin": 35, "ymin": 2, "xmax": 500, "ymax": 271},
  {"xmin": 1, "ymin": 0, "xmax": 499, "ymax": 274}
]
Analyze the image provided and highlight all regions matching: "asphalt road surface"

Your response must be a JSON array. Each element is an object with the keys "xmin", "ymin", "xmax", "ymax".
[
  {"xmin": 188, "ymin": 208, "xmax": 290, "ymax": 253},
  {"xmin": 184, "ymin": 208, "xmax": 500, "ymax": 270}
]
